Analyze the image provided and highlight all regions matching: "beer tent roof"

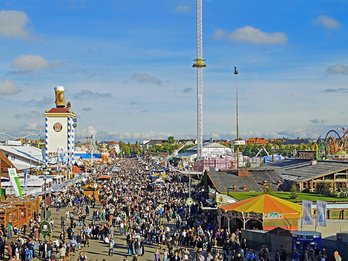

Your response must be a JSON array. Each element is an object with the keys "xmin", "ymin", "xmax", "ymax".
[
  {"xmin": 218, "ymin": 193, "xmax": 301, "ymax": 218},
  {"xmin": 0, "ymin": 151, "xmax": 13, "ymax": 178}
]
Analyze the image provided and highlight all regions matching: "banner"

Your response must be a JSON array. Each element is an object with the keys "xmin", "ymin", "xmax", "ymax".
[
  {"xmin": 23, "ymin": 169, "xmax": 28, "ymax": 190},
  {"xmin": 302, "ymin": 200, "xmax": 313, "ymax": 225},
  {"xmin": 0, "ymin": 188, "xmax": 6, "ymax": 200},
  {"xmin": 8, "ymin": 168, "xmax": 22, "ymax": 197},
  {"xmin": 316, "ymin": 200, "xmax": 327, "ymax": 227}
]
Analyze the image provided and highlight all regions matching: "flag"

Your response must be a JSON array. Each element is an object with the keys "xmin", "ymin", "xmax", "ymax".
[
  {"xmin": 8, "ymin": 168, "xmax": 22, "ymax": 197},
  {"xmin": 0, "ymin": 188, "xmax": 6, "ymax": 200},
  {"xmin": 302, "ymin": 200, "xmax": 313, "ymax": 225},
  {"xmin": 316, "ymin": 200, "xmax": 327, "ymax": 227},
  {"xmin": 23, "ymin": 169, "xmax": 28, "ymax": 190}
]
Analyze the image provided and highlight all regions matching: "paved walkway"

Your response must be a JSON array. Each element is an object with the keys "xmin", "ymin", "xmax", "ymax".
[{"xmin": 39, "ymin": 204, "xmax": 186, "ymax": 261}]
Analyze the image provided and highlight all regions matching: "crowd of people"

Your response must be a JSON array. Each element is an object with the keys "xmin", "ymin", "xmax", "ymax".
[{"xmin": 0, "ymin": 157, "xmax": 341, "ymax": 260}]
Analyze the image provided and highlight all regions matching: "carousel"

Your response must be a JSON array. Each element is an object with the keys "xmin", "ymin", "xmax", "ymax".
[{"xmin": 217, "ymin": 194, "xmax": 301, "ymax": 231}]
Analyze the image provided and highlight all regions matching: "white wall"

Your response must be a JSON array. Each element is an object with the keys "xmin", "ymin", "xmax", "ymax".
[
  {"xmin": 202, "ymin": 147, "xmax": 232, "ymax": 158},
  {"xmin": 47, "ymin": 117, "xmax": 68, "ymax": 153}
]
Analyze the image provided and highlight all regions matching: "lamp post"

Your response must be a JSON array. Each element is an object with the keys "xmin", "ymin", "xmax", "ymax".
[
  {"xmin": 43, "ymin": 170, "xmax": 49, "ymax": 221},
  {"xmin": 185, "ymin": 164, "xmax": 194, "ymax": 216},
  {"xmin": 189, "ymin": 168, "xmax": 191, "ymax": 215},
  {"xmin": 0, "ymin": 157, "xmax": 2, "ymax": 191},
  {"xmin": 234, "ymin": 66, "xmax": 239, "ymax": 169}
]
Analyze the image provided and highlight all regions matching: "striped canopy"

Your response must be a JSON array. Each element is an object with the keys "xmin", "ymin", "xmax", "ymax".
[{"xmin": 219, "ymin": 193, "xmax": 301, "ymax": 218}]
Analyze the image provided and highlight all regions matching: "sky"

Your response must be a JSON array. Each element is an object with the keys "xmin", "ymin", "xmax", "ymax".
[{"xmin": 0, "ymin": 0, "xmax": 348, "ymax": 141}]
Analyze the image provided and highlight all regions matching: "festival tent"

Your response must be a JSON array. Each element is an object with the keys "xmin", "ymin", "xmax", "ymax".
[
  {"xmin": 218, "ymin": 194, "xmax": 301, "ymax": 231},
  {"xmin": 97, "ymin": 175, "xmax": 111, "ymax": 180},
  {"xmin": 72, "ymin": 166, "xmax": 82, "ymax": 174}
]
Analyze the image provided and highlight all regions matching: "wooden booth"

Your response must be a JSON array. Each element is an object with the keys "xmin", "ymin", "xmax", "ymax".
[
  {"xmin": 0, "ymin": 205, "xmax": 19, "ymax": 228},
  {"xmin": 83, "ymin": 183, "xmax": 101, "ymax": 202},
  {"xmin": 0, "ymin": 197, "xmax": 39, "ymax": 228}
]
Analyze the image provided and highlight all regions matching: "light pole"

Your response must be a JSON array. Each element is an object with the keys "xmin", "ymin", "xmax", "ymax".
[
  {"xmin": 185, "ymin": 164, "xmax": 194, "ymax": 216},
  {"xmin": 43, "ymin": 170, "xmax": 49, "ymax": 221},
  {"xmin": 234, "ymin": 66, "xmax": 240, "ymax": 169},
  {"xmin": 189, "ymin": 168, "xmax": 191, "ymax": 215}
]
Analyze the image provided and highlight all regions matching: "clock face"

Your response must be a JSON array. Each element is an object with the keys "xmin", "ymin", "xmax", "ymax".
[{"xmin": 53, "ymin": 122, "xmax": 63, "ymax": 132}]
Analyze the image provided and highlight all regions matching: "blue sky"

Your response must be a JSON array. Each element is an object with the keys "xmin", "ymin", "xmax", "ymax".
[{"xmin": 1, "ymin": 0, "xmax": 348, "ymax": 141}]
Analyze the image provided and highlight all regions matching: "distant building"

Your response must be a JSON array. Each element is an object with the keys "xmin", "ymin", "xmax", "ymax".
[
  {"xmin": 246, "ymin": 137, "xmax": 268, "ymax": 145},
  {"xmin": 283, "ymin": 138, "xmax": 312, "ymax": 145},
  {"xmin": 297, "ymin": 150, "xmax": 317, "ymax": 160},
  {"xmin": 44, "ymin": 86, "xmax": 77, "ymax": 166},
  {"xmin": 187, "ymin": 142, "xmax": 232, "ymax": 158},
  {"xmin": 268, "ymin": 138, "xmax": 285, "ymax": 144},
  {"xmin": 206, "ymin": 168, "xmax": 283, "ymax": 193},
  {"xmin": 104, "ymin": 141, "xmax": 121, "ymax": 155},
  {"xmin": 257, "ymin": 159, "xmax": 348, "ymax": 192},
  {"xmin": 177, "ymin": 139, "xmax": 196, "ymax": 146},
  {"xmin": 0, "ymin": 145, "xmax": 43, "ymax": 172},
  {"xmin": 175, "ymin": 142, "xmax": 234, "ymax": 169},
  {"xmin": 143, "ymin": 139, "xmax": 167, "ymax": 149}
]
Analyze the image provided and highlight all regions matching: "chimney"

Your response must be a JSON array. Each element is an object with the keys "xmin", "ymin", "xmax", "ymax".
[
  {"xmin": 310, "ymin": 160, "xmax": 317, "ymax": 166},
  {"xmin": 237, "ymin": 169, "xmax": 249, "ymax": 177}
]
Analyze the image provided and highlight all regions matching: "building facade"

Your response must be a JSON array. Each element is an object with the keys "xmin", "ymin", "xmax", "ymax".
[{"xmin": 45, "ymin": 86, "xmax": 77, "ymax": 166}]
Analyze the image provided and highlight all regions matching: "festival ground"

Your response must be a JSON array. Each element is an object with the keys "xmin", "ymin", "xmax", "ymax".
[{"xmin": 45, "ymin": 203, "xmax": 182, "ymax": 261}]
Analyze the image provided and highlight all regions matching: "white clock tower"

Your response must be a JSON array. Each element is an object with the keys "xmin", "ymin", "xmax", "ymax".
[{"xmin": 44, "ymin": 86, "xmax": 77, "ymax": 167}]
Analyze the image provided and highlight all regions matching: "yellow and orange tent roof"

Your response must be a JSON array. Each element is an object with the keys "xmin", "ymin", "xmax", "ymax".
[
  {"xmin": 219, "ymin": 194, "xmax": 301, "ymax": 218},
  {"xmin": 97, "ymin": 175, "xmax": 111, "ymax": 180}
]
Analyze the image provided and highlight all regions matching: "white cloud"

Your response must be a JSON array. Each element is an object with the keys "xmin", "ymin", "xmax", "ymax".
[
  {"xmin": 27, "ymin": 97, "xmax": 52, "ymax": 107},
  {"xmin": 87, "ymin": 130, "xmax": 175, "ymax": 141},
  {"xmin": 213, "ymin": 26, "xmax": 287, "ymax": 45},
  {"xmin": 0, "ymin": 79, "xmax": 21, "ymax": 96},
  {"xmin": 12, "ymin": 55, "xmax": 59, "ymax": 71},
  {"xmin": 176, "ymin": 5, "xmax": 191, "ymax": 13},
  {"xmin": 74, "ymin": 90, "xmax": 112, "ymax": 100},
  {"xmin": 131, "ymin": 72, "xmax": 162, "ymax": 86},
  {"xmin": 14, "ymin": 110, "xmax": 42, "ymax": 119},
  {"xmin": 0, "ymin": 10, "xmax": 31, "ymax": 38},
  {"xmin": 183, "ymin": 87, "xmax": 193, "ymax": 93},
  {"xmin": 314, "ymin": 15, "xmax": 341, "ymax": 29},
  {"xmin": 309, "ymin": 119, "xmax": 327, "ymax": 124},
  {"xmin": 76, "ymin": 126, "xmax": 98, "ymax": 139},
  {"xmin": 81, "ymin": 107, "xmax": 92, "ymax": 112},
  {"xmin": 326, "ymin": 64, "xmax": 348, "ymax": 75}
]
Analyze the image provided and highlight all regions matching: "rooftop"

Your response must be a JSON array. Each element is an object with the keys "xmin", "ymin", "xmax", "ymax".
[
  {"xmin": 0, "ymin": 145, "xmax": 43, "ymax": 167},
  {"xmin": 207, "ymin": 168, "xmax": 282, "ymax": 193},
  {"xmin": 256, "ymin": 159, "xmax": 348, "ymax": 182},
  {"xmin": 47, "ymin": 107, "xmax": 71, "ymax": 113},
  {"xmin": 188, "ymin": 142, "xmax": 229, "ymax": 151}
]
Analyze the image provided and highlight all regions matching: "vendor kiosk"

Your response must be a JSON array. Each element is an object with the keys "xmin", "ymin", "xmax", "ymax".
[{"xmin": 292, "ymin": 231, "xmax": 322, "ymax": 260}]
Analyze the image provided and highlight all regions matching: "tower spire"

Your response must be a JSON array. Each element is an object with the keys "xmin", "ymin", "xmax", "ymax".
[{"xmin": 192, "ymin": 0, "xmax": 206, "ymax": 159}]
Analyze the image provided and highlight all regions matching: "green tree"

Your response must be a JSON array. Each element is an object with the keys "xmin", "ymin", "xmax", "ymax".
[
  {"xmin": 316, "ymin": 182, "xmax": 332, "ymax": 196},
  {"xmin": 120, "ymin": 142, "xmax": 131, "ymax": 156},
  {"xmin": 289, "ymin": 184, "xmax": 298, "ymax": 199},
  {"xmin": 133, "ymin": 141, "xmax": 141, "ymax": 155},
  {"xmin": 167, "ymin": 136, "xmax": 175, "ymax": 144}
]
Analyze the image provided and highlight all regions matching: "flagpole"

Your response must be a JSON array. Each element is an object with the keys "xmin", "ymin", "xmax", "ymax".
[
  {"xmin": 314, "ymin": 201, "xmax": 317, "ymax": 231},
  {"xmin": 0, "ymin": 158, "xmax": 2, "ymax": 190}
]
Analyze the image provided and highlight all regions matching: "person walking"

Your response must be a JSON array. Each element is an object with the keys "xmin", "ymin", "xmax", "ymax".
[
  {"xmin": 108, "ymin": 238, "xmax": 115, "ymax": 256},
  {"xmin": 7, "ymin": 222, "xmax": 12, "ymax": 239},
  {"xmin": 280, "ymin": 245, "xmax": 287, "ymax": 261},
  {"xmin": 154, "ymin": 249, "xmax": 161, "ymax": 261},
  {"xmin": 334, "ymin": 251, "xmax": 342, "ymax": 261}
]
